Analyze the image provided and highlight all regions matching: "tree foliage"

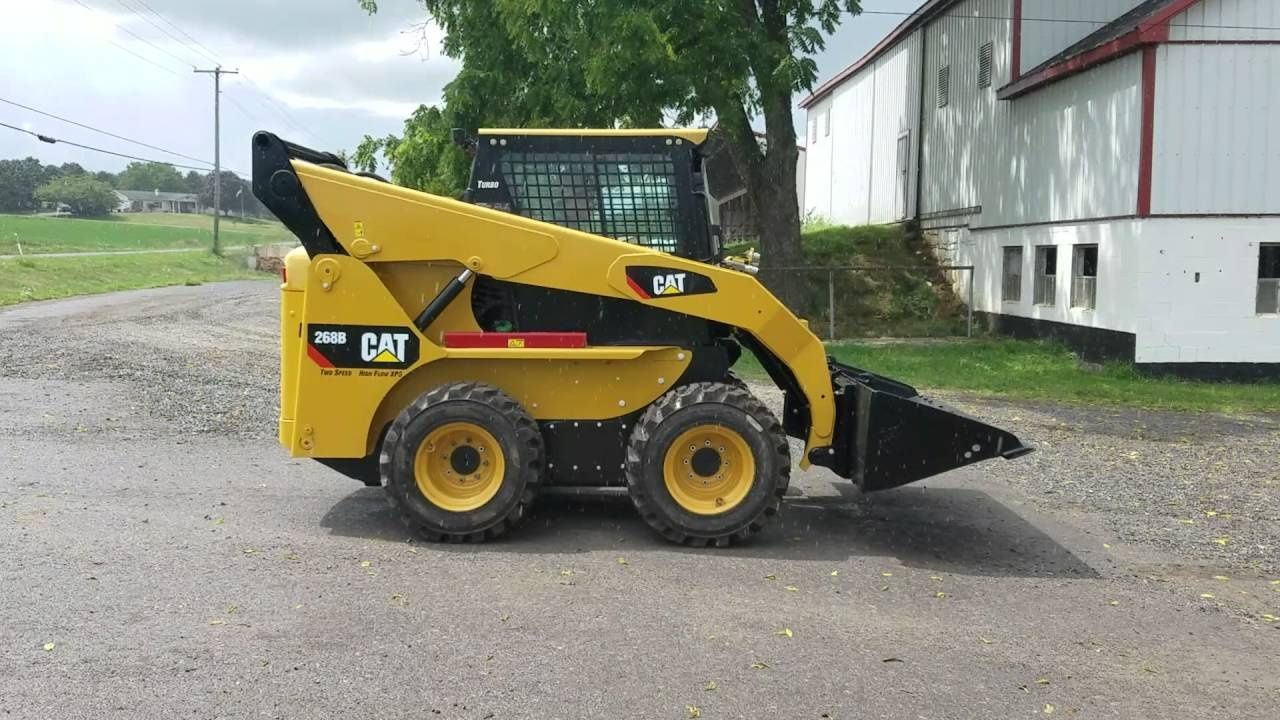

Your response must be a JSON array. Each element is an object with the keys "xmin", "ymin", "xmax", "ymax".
[
  {"xmin": 353, "ymin": 105, "xmax": 470, "ymax": 196},
  {"xmin": 34, "ymin": 175, "xmax": 119, "ymax": 217},
  {"xmin": 116, "ymin": 161, "xmax": 186, "ymax": 193},
  {"xmin": 357, "ymin": 0, "xmax": 861, "ymax": 308},
  {"xmin": 0, "ymin": 157, "xmax": 47, "ymax": 212}
]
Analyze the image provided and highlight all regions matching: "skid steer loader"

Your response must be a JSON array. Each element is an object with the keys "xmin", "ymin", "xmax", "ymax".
[{"xmin": 252, "ymin": 128, "xmax": 1030, "ymax": 546}]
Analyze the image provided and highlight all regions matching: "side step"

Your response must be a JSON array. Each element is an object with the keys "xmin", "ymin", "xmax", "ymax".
[{"xmin": 804, "ymin": 360, "xmax": 1031, "ymax": 492}]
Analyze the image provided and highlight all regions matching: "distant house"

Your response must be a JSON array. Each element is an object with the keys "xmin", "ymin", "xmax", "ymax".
[{"xmin": 115, "ymin": 190, "xmax": 201, "ymax": 214}]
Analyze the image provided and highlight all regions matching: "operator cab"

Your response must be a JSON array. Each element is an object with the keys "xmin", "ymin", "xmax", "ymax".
[{"xmin": 461, "ymin": 129, "xmax": 720, "ymax": 262}]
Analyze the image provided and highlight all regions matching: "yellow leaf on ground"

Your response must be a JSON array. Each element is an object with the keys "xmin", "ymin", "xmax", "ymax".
[
  {"xmin": 830, "ymin": 570, "xmax": 839, "ymax": 576},
  {"xmin": 750, "ymin": 662, "xmax": 769, "ymax": 670},
  {"xmin": 406, "ymin": 547, "xmax": 419, "ymax": 555},
  {"xmin": 777, "ymin": 628, "xmax": 793, "ymax": 638},
  {"xmin": 930, "ymin": 576, "xmax": 943, "ymax": 582},
  {"xmin": 935, "ymin": 591, "xmax": 948, "ymax": 599},
  {"xmin": 360, "ymin": 560, "xmax": 371, "ymax": 568},
  {"xmin": 1214, "ymin": 537, "xmax": 1231, "ymax": 546},
  {"xmin": 560, "ymin": 569, "xmax": 573, "ymax": 576},
  {"xmin": 687, "ymin": 705, "xmax": 701, "ymax": 719},
  {"xmin": 882, "ymin": 572, "xmax": 893, "ymax": 577},
  {"xmin": 980, "ymin": 637, "xmax": 993, "ymax": 644},
  {"xmin": 42, "ymin": 642, "xmax": 55, "ymax": 652},
  {"xmin": 784, "ymin": 586, "xmax": 798, "ymax": 592},
  {"xmin": 1205, "ymin": 510, "xmax": 1219, "ymax": 517},
  {"xmin": 293, "ymin": 604, "xmax": 303, "ymax": 610},
  {"xmin": 1270, "ymin": 580, "xmax": 1280, "ymax": 585},
  {"xmin": 1213, "ymin": 575, "xmax": 1230, "ymax": 581},
  {"xmin": 1200, "ymin": 593, "xmax": 1216, "ymax": 599},
  {"xmin": 1102, "ymin": 544, "xmax": 1112, "ymax": 549},
  {"xmin": 703, "ymin": 680, "xmax": 717, "ymax": 691},
  {"xmin": 1044, "ymin": 703, "xmax": 1055, "ymax": 714},
  {"xmin": 764, "ymin": 574, "xmax": 776, "ymax": 580},
  {"xmin": 1036, "ymin": 678, "xmax": 1050, "ymax": 685},
  {"xmin": 617, "ymin": 557, "xmax": 628, "ymax": 565},
  {"xmin": 1179, "ymin": 518, "xmax": 1195, "ymax": 524},
  {"xmin": 1261, "ymin": 614, "xmax": 1278, "ymax": 623},
  {"xmin": 209, "ymin": 619, "xmax": 224, "ymax": 625},
  {"xmin": 1108, "ymin": 600, "xmax": 1120, "ymax": 606},
  {"xmin": 880, "ymin": 585, "xmax": 890, "ymax": 592}
]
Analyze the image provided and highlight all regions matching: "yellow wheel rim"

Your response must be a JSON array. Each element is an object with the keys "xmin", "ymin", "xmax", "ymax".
[
  {"xmin": 662, "ymin": 424, "xmax": 755, "ymax": 516},
  {"xmin": 414, "ymin": 422, "xmax": 506, "ymax": 512}
]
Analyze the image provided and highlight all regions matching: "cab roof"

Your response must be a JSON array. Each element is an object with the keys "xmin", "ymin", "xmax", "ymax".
[{"xmin": 478, "ymin": 128, "xmax": 709, "ymax": 145}]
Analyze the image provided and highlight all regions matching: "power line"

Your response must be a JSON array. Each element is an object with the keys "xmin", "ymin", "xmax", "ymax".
[
  {"xmin": 111, "ymin": 0, "xmax": 212, "ymax": 67},
  {"xmin": 130, "ymin": 0, "xmax": 225, "ymax": 66},
  {"xmin": 857, "ymin": 8, "xmax": 1280, "ymax": 32},
  {"xmin": 0, "ymin": 96, "xmax": 215, "ymax": 167},
  {"xmin": 69, "ymin": 0, "xmax": 193, "ymax": 70},
  {"xmin": 0, "ymin": 120, "xmax": 224, "ymax": 172}
]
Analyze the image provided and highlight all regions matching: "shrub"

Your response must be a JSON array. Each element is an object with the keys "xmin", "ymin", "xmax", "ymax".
[{"xmin": 33, "ymin": 176, "xmax": 118, "ymax": 217}]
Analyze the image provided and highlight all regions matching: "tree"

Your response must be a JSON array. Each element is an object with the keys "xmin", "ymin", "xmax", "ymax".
[
  {"xmin": 353, "ymin": 105, "xmax": 470, "ymax": 196},
  {"xmin": 93, "ymin": 170, "xmax": 118, "ymax": 187},
  {"xmin": 183, "ymin": 170, "xmax": 205, "ymax": 195},
  {"xmin": 116, "ymin": 161, "xmax": 186, "ymax": 192},
  {"xmin": 201, "ymin": 170, "xmax": 246, "ymax": 216},
  {"xmin": 34, "ymin": 175, "xmax": 119, "ymax": 217},
  {"xmin": 357, "ymin": 0, "xmax": 860, "ymax": 308},
  {"xmin": 0, "ymin": 157, "xmax": 47, "ymax": 212}
]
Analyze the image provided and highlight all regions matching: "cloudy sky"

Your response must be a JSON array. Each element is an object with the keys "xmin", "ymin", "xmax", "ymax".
[{"xmin": 0, "ymin": 0, "xmax": 921, "ymax": 176}]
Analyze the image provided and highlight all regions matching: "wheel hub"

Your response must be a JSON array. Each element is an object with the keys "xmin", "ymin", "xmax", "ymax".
[
  {"xmin": 662, "ymin": 425, "xmax": 756, "ymax": 516},
  {"xmin": 414, "ymin": 422, "xmax": 505, "ymax": 512}
]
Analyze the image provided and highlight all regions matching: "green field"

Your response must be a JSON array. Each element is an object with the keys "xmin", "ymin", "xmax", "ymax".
[
  {"xmin": 0, "ymin": 213, "xmax": 293, "ymax": 255},
  {"xmin": 0, "ymin": 251, "xmax": 269, "ymax": 306},
  {"xmin": 734, "ymin": 339, "xmax": 1280, "ymax": 415}
]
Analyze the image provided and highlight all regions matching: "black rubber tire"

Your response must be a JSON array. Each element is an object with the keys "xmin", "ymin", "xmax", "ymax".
[
  {"xmin": 625, "ymin": 382, "xmax": 790, "ymax": 547},
  {"xmin": 380, "ymin": 382, "xmax": 543, "ymax": 542}
]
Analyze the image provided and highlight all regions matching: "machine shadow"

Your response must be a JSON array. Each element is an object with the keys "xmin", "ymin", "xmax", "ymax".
[{"xmin": 320, "ymin": 484, "xmax": 1097, "ymax": 579}]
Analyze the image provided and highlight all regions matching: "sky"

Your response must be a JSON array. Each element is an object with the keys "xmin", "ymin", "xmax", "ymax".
[{"xmin": 0, "ymin": 0, "xmax": 922, "ymax": 177}]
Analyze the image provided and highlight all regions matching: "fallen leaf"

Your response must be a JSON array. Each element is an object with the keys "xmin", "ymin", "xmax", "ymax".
[
  {"xmin": 687, "ymin": 705, "xmax": 701, "ymax": 719},
  {"xmin": 703, "ymin": 681, "xmax": 717, "ymax": 691},
  {"xmin": 1205, "ymin": 510, "xmax": 1219, "ymax": 517},
  {"xmin": 560, "ymin": 569, "xmax": 573, "ymax": 576},
  {"xmin": 1044, "ymin": 703, "xmax": 1055, "ymax": 715},
  {"xmin": 1200, "ymin": 593, "xmax": 1216, "ymax": 600},
  {"xmin": 1102, "ymin": 543, "xmax": 1112, "ymax": 549},
  {"xmin": 784, "ymin": 586, "xmax": 798, "ymax": 592},
  {"xmin": 213, "ymin": 516, "xmax": 225, "ymax": 525},
  {"xmin": 930, "ymin": 576, "xmax": 943, "ymax": 582},
  {"xmin": 360, "ymin": 560, "xmax": 372, "ymax": 568},
  {"xmin": 209, "ymin": 619, "xmax": 224, "ymax": 626},
  {"xmin": 1179, "ymin": 518, "xmax": 1195, "ymax": 525},
  {"xmin": 1036, "ymin": 678, "xmax": 1050, "ymax": 685},
  {"xmin": 1261, "ymin": 614, "xmax": 1278, "ymax": 623},
  {"xmin": 225, "ymin": 604, "xmax": 238, "ymax": 614},
  {"xmin": 1214, "ymin": 537, "xmax": 1231, "ymax": 546},
  {"xmin": 776, "ymin": 628, "xmax": 793, "ymax": 638},
  {"xmin": 284, "ymin": 553, "xmax": 300, "ymax": 562},
  {"xmin": 500, "ymin": 613, "xmax": 510, "ymax": 622},
  {"xmin": 935, "ymin": 591, "xmax": 948, "ymax": 599},
  {"xmin": 764, "ymin": 574, "xmax": 776, "ymax": 580},
  {"xmin": 406, "ymin": 547, "xmax": 419, "ymax": 555},
  {"xmin": 980, "ymin": 637, "xmax": 993, "ymax": 645},
  {"xmin": 1270, "ymin": 580, "xmax": 1280, "ymax": 585},
  {"xmin": 390, "ymin": 593, "xmax": 407, "ymax": 606},
  {"xmin": 880, "ymin": 585, "xmax": 890, "ymax": 592},
  {"xmin": 1141, "ymin": 664, "xmax": 1160, "ymax": 674},
  {"xmin": 293, "ymin": 604, "xmax": 303, "ymax": 610},
  {"xmin": 750, "ymin": 661, "xmax": 769, "ymax": 670},
  {"xmin": 881, "ymin": 572, "xmax": 893, "ymax": 577},
  {"xmin": 42, "ymin": 642, "xmax": 55, "ymax": 652},
  {"xmin": 242, "ymin": 548, "xmax": 259, "ymax": 555},
  {"xmin": 881, "ymin": 657, "xmax": 903, "ymax": 663},
  {"xmin": 617, "ymin": 557, "xmax": 628, "ymax": 566},
  {"xmin": 829, "ymin": 570, "xmax": 839, "ymax": 576},
  {"xmin": 1213, "ymin": 575, "xmax": 1230, "ymax": 581}
]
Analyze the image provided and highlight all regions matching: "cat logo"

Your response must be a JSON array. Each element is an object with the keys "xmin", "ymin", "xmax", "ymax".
[
  {"xmin": 361, "ymin": 332, "xmax": 410, "ymax": 363},
  {"xmin": 652, "ymin": 273, "xmax": 687, "ymax": 296},
  {"xmin": 507, "ymin": 338, "xmax": 526, "ymax": 348}
]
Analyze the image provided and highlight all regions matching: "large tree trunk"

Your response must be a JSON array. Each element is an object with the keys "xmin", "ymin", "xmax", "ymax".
[{"xmin": 751, "ymin": 142, "xmax": 804, "ymax": 311}]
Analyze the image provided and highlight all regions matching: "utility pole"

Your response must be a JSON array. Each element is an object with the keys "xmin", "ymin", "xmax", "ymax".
[{"xmin": 194, "ymin": 66, "xmax": 238, "ymax": 255}]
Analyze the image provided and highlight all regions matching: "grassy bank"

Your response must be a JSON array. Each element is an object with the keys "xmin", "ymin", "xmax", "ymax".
[
  {"xmin": 728, "ymin": 223, "xmax": 966, "ymax": 338},
  {"xmin": 734, "ymin": 339, "xmax": 1280, "ymax": 415},
  {"xmin": 0, "ymin": 251, "xmax": 269, "ymax": 307},
  {"xmin": 0, "ymin": 213, "xmax": 292, "ymax": 255}
]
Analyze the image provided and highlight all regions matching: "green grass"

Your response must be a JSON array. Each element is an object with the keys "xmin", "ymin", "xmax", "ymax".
[
  {"xmin": 0, "ymin": 250, "xmax": 269, "ymax": 306},
  {"xmin": 734, "ymin": 339, "xmax": 1280, "ymax": 415},
  {"xmin": 0, "ymin": 213, "xmax": 292, "ymax": 255}
]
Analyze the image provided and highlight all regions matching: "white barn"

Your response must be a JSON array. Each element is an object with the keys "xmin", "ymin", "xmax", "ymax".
[{"xmin": 801, "ymin": 0, "xmax": 1280, "ymax": 377}]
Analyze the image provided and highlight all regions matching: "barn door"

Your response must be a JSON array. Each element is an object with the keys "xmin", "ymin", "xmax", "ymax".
[{"xmin": 896, "ymin": 132, "xmax": 911, "ymax": 220}]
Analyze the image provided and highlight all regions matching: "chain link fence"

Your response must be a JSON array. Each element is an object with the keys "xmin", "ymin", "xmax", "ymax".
[{"xmin": 770, "ymin": 265, "xmax": 975, "ymax": 340}]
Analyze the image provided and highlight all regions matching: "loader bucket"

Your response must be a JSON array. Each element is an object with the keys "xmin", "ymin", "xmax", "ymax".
[{"xmin": 805, "ymin": 361, "xmax": 1031, "ymax": 492}]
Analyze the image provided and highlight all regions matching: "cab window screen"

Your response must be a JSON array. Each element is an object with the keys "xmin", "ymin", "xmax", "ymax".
[{"xmin": 500, "ymin": 152, "xmax": 680, "ymax": 253}]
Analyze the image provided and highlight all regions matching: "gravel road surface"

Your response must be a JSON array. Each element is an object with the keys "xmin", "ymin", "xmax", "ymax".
[{"xmin": 1, "ymin": 281, "xmax": 1277, "ymax": 719}]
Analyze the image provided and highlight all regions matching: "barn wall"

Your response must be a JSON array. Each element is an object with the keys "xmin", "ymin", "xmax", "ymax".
[
  {"xmin": 1168, "ymin": 0, "xmax": 1280, "ymax": 41},
  {"xmin": 1018, "ymin": 0, "xmax": 1146, "ymax": 71}
]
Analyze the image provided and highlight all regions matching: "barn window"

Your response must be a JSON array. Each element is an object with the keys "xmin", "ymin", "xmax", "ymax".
[
  {"xmin": 809, "ymin": 115, "xmax": 818, "ymax": 144},
  {"xmin": 823, "ymin": 109, "xmax": 830, "ymax": 137},
  {"xmin": 1002, "ymin": 246, "xmax": 1023, "ymax": 303},
  {"xmin": 978, "ymin": 42, "xmax": 994, "ymax": 89},
  {"xmin": 1072, "ymin": 245, "xmax": 1099, "ymax": 310},
  {"xmin": 1034, "ymin": 246, "xmax": 1057, "ymax": 306},
  {"xmin": 1258, "ymin": 244, "xmax": 1280, "ymax": 314},
  {"xmin": 938, "ymin": 66, "xmax": 950, "ymax": 107}
]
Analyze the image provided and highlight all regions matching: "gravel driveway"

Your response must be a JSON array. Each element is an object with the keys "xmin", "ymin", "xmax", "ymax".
[{"xmin": 1, "ymin": 281, "xmax": 1277, "ymax": 719}]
